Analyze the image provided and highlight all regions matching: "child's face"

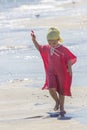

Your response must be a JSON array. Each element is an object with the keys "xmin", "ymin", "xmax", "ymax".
[{"xmin": 48, "ymin": 39, "xmax": 58, "ymax": 47}]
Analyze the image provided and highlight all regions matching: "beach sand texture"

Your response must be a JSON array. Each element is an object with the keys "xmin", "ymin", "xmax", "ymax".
[
  {"xmin": 0, "ymin": 80, "xmax": 87, "ymax": 130},
  {"xmin": 0, "ymin": 0, "xmax": 87, "ymax": 129}
]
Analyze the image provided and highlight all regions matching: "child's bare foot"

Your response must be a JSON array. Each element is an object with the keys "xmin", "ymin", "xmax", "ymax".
[
  {"xmin": 54, "ymin": 103, "xmax": 59, "ymax": 111},
  {"xmin": 60, "ymin": 110, "xmax": 66, "ymax": 117},
  {"xmin": 60, "ymin": 105, "xmax": 66, "ymax": 117}
]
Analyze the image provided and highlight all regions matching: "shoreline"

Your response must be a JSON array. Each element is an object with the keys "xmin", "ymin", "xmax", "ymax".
[
  {"xmin": 0, "ymin": 0, "xmax": 87, "ymax": 129},
  {"xmin": 7, "ymin": 0, "xmax": 87, "ymax": 30},
  {"xmin": 17, "ymin": 14, "xmax": 87, "ymax": 30}
]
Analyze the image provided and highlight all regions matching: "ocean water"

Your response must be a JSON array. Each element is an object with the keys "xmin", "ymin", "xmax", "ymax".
[{"xmin": 0, "ymin": 0, "xmax": 87, "ymax": 87}]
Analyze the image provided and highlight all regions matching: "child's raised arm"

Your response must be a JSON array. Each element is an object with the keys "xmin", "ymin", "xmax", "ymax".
[{"xmin": 31, "ymin": 30, "xmax": 40, "ymax": 50}]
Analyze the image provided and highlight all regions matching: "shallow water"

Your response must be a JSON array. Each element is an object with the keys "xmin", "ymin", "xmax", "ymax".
[
  {"xmin": 0, "ymin": 0, "xmax": 87, "ymax": 86},
  {"xmin": 0, "ymin": 27, "xmax": 87, "ymax": 87}
]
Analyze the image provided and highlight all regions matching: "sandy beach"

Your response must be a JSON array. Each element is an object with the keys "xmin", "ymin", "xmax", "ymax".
[
  {"xmin": 0, "ymin": 80, "xmax": 87, "ymax": 130},
  {"xmin": 0, "ymin": 0, "xmax": 87, "ymax": 129}
]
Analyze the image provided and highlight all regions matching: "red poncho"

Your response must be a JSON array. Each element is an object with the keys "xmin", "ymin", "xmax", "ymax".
[{"xmin": 39, "ymin": 45, "xmax": 77, "ymax": 96}]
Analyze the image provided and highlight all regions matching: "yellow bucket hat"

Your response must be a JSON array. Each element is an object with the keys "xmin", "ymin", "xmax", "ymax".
[{"xmin": 47, "ymin": 27, "xmax": 63, "ymax": 43}]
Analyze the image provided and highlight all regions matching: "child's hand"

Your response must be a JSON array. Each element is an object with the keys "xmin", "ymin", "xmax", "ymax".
[
  {"xmin": 31, "ymin": 30, "xmax": 39, "ymax": 50},
  {"xmin": 31, "ymin": 30, "xmax": 36, "ymax": 42}
]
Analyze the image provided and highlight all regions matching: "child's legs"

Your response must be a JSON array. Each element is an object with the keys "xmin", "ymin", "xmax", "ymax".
[
  {"xmin": 48, "ymin": 73, "xmax": 59, "ymax": 111},
  {"xmin": 48, "ymin": 72, "xmax": 65, "ymax": 112},
  {"xmin": 59, "ymin": 94, "xmax": 65, "ymax": 111},
  {"xmin": 56, "ymin": 74, "xmax": 65, "ymax": 112},
  {"xmin": 49, "ymin": 88, "xmax": 59, "ymax": 111}
]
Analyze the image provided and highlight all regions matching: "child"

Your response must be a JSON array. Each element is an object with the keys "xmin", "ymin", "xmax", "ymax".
[{"xmin": 31, "ymin": 27, "xmax": 77, "ymax": 117}]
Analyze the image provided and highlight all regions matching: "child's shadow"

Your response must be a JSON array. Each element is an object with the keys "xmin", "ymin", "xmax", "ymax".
[
  {"xmin": 23, "ymin": 108, "xmax": 87, "ymax": 122},
  {"xmin": 47, "ymin": 112, "xmax": 72, "ymax": 120},
  {"xmin": 24, "ymin": 115, "xmax": 43, "ymax": 120}
]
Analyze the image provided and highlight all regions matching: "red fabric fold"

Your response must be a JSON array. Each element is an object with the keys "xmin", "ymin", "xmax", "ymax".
[{"xmin": 39, "ymin": 45, "xmax": 77, "ymax": 96}]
